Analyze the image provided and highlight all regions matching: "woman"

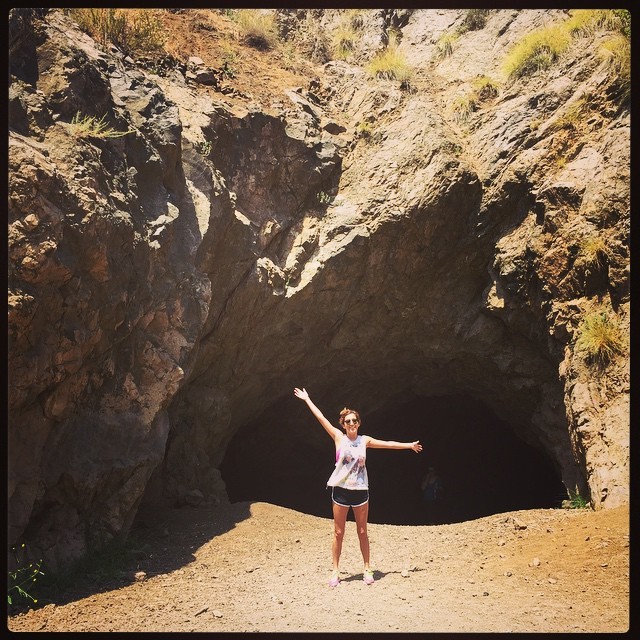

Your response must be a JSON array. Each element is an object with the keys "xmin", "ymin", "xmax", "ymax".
[{"xmin": 294, "ymin": 387, "xmax": 423, "ymax": 587}]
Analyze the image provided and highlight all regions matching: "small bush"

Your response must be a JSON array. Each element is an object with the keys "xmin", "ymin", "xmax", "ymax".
[
  {"xmin": 357, "ymin": 121, "xmax": 372, "ymax": 139},
  {"xmin": 574, "ymin": 309, "xmax": 626, "ymax": 367},
  {"xmin": 70, "ymin": 112, "xmax": 134, "ymax": 139},
  {"xmin": 452, "ymin": 94, "xmax": 478, "ymax": 123},
  {"xmin": 562, "ymin": 488, "xmax": 590, "ymax": 509},
  {"xmin": 346, "ymin": 9, "xmax": 365, "ymax": 31},
  {"xmin": 599, "ymin": 35, "xmax": 630, "ymax": 104},
  {"xmin": 68, "ymin": 8, "xmax": 165, "ymax": 55},
  {"xmin": 331, "ymin": 8, "xmax": 366, "ymax": 61},
  {"xmin": 366, "ymin": 43, "xmax": 413, "ymax": 84},
  {"xmin": 458, "ymin": 9, "xmax": 491, "ymax": 34},
  {"xmin": 612, "ymin": 9, "xmax": 631, "ymax": 38},
  {"xmin": 566, "ymin": 9, "xmax": 629, "ymax": 37},
  {"xmin": 503, "ymin": 23, "xmax": 571, "ymax": 79},
  {"xmin": 436, "ymin": 33, "xmax": 458, "ymax": 59},
  {"xmin": 503, "ymin": 10, "xmax": 629, "ymax": 82},
  {"xmin": 577, "ymin": 234, "xmax": 610, "ymax": 271},
  {"xmin": 8, "ymin": 544, "xmax": 45, "ymax": 607},
  {"xmin": 548, "ymin": 97, "xmax": 590, "ymax": 132},
  {"xmin": 472, "ymin": 75, "xmax": 499, "ymax": 101},
  {"xmin": 236, "ymin": 9, "xmax": 278, "ymax": 50},
  {"xmin": 332, "ymin": 25, "xmax": 357, "ymax": 60}
]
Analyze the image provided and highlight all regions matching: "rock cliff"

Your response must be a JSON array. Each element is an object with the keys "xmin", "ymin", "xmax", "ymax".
[{"xmin": 8, "ymin": 8, "xmax": 629, "ymax": 572}]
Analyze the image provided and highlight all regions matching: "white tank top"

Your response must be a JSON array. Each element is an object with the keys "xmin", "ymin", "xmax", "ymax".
[{"xmin": 327, "ymin": 434, "xmax": 368, "ymax": 489}]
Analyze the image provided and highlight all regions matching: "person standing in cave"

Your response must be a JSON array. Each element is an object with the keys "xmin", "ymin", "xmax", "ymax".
[
  {"xmin": 420, "ymin": 465, "xmax": 443, "ymax": 524},
  {"xmin": 293, "ymin": 386, "xmax": 423, "ymax": 587}
]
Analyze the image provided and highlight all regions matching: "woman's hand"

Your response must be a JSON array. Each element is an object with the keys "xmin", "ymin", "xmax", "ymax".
[
  {"xmin": 294, "ymin": 387, "xmax": 309, "ymax": 401},
  {"xmin": 411, "ymin": 441, "xmax": 423, "ymax": 453}
]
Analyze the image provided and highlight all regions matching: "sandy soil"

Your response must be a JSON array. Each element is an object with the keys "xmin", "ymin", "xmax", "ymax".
[{"xmin": 7, "ymin": 501, "xmax": 630, "ymax": 633}]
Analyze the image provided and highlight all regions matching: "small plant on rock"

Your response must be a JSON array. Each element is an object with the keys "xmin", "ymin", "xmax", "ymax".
[
  {"xmin": 452, "ymin": 94, "xmax": 478, "ymax": 123},
  {"xmin": 503, "ymin": 23, "xmax": 571, "ymax": 79},
  {"xmin": 67, "ymin": 8, "xmax": 165, "ymax": 55},
  {"xmin": 235, "ymin": 9, "xmax": 278, "ymax": 50},
  {"xmin": 599, "ymin": 35, "xmax": 630, "ymax": 104},
  {"xmin": 471, "ymin": 75, "xmax": 499, "ymax": 101},
  {"xmin": 332, "ymin": 24, "xmax": 358, "ymax": 60},
  {"xmin": 562, "ymin": 487, "xmax": 590, "ymax": 509},
  {"xmin": 577, "ymin": 234, "xmax": 611, "ymax": 273},
  {"xmin": 8, "ymin": 544, "xmax": 44, "ymax": 606},
  {"xmin": 436, "ymin": 33, "xmax": 458, "ymax": 59},
  {"xmin": 70, "ymin": 112, "xmax": 134, "ymax": 139},
  {"xmin": 367, "ymin": 42, "xmax": 413, "ymax": 84},
  {"xmin": 574, "ymin": 308, "xmax": 626, "ymax": 368},
  {"xmin": 457, "ymin": 9, "xmax": 491, "ymax": 34},
  {"xmin": 357, "ymin": 121, "xmax": 372, "ymax": 139}
]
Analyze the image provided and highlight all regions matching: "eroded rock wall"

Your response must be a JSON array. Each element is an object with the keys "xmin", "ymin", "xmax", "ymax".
[{"xmin": 8, "ymin": 8, "xmax": 629, "ymax": 571}]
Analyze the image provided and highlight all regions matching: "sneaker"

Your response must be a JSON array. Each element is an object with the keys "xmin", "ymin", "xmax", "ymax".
[
  {"xmin": 328, "ymin": 572, "xmax": 340, "ymax": 587},
  {"xmin": 363, "ymin": 569, "xmax": 375, "ymax": 585}
]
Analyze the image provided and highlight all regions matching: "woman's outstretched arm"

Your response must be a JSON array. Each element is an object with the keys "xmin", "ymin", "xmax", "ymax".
[
  {"xmin": 294, "ymin": 387, "xmax": 342, "ymax": 442},
  {"xmin": 365, "ymin": 436, "xmax": 423, "ymax": 453}
]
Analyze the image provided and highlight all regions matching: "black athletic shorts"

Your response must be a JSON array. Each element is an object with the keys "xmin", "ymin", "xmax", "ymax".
[{"xmin": 330, "ymin": 485, "xmax": 369, "ymax": 507}]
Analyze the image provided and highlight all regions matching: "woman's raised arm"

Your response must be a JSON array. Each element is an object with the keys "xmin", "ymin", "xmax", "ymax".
[
  {"xmin": 294, "ymin": 387, "xmax": 342, "ymax": 441},
  {"xmin": 365, "ymin": 436, "xmax": 423, "ymax": 453}
]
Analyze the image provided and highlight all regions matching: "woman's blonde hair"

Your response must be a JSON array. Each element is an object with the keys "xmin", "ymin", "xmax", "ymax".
[{"xmin": 339, "ymin": 407, "xmax": 361, "ymax": 427}]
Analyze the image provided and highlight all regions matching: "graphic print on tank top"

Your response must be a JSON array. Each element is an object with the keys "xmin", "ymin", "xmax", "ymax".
[{"xmin": 327, "ymin": 434, "xmax": 368, "ymax": 489}]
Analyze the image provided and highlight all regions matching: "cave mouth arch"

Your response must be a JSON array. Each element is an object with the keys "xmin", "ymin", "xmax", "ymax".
[{"xmin": 221, "ymin": 393, "xmax": 566, "ymax": 525}]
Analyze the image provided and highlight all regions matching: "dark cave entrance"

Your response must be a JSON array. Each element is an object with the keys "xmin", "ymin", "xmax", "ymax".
[{"xmin": 221, "ymin": 394, "xmax": 566, "ymax": 525}]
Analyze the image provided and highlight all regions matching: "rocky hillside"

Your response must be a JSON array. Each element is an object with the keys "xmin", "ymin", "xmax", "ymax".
[{"xmin": 8, "ymin": 8, "xmax": 629, "ymax": 574}]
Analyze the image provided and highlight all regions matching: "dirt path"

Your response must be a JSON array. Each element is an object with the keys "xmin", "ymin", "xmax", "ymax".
[{"xmin": 7, "ymin": 501, "xmax": 629, "ymax": 633}]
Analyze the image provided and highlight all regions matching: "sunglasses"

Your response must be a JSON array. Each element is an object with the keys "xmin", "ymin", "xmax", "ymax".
[{"xmin": 344, "ymin": 418, "xmax": 359, "ymax": 424}]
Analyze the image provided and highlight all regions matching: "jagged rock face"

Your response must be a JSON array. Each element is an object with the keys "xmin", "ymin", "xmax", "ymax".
[{"xmin": 8, "ymin": 9, "xmax": 629, "ymax": 571}]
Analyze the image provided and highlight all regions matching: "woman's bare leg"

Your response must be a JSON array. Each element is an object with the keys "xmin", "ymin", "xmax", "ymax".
[
  {"xmin": 332, "ymin": 502, "xmax": 349, "ymax": 572},
  {"xmin": 353, "ymin": 502, "xmax": 370, "ymax": 569}
]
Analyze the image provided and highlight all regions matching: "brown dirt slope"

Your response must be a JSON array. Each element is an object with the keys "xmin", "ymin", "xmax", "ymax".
[{"xmin": 7, "ymin": 501, "xmax": 630, "ymax": 633}]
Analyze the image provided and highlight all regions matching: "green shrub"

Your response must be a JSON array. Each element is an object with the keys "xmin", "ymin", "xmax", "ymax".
[
  {"xmin": 566, "ymin": 9, "xmax": 630, "ymax": 37},
  {"xmin": 436, "ymin": 33, "xmax": 458, "ymax": 59},
  {"xmin": 563, "ymin": 488, "xmax": 590, "ymax": 509},
  {"xmin": 452, "ymin": 94, "xmax": 478, "ymax": 123},
  {"xmin": 503, "ymin": 9, "xmax": 630, "ymax": 81},
  {"xmin": 503, "ymin": 23, "xmax": 571, "ymax": 79},
  {"xmin": 548, "ymin": 96, "xmax": 590, "ymax": 132},
  {"xmin": 612, "ymin": 9, "xmax": 631, "ymax": 38},
  {"xmin": 236, "ymin": 9, "xmax": 278, "ymax": 50},
  {"xmin": 68, "ymin": 8, "xmax": 165, "ymax": 55},
  {"xmin": 458, "ymin": 9, "xmax": 491, "ymax": 34},
  {"xmin": 574, "ymin": 309, "xmax": 626, "ymax": 367},
  {"xmin": 8, "ymin": 544, "xmax": 44, "ymax": 607},
  {"xmin": 599, "ymin": 35, "xmax": 630, "ymax": 103},
  {"xmin": 366, "ymin": 43, "xmax": 413, "ymax": 83},
  {"xmin": 70, "ymin": 112, "xmax": 134, "ymax": 139},
  {"xmin": 331, "ymin": 8, "xmax": 366, "ymax": 60},
  {"xmin": 220, "ymin": 41, "xmax": 238, "ymax": 78},
  {"xmin": 346, "ymin": 9, "xmax": 365, "ymax": 31},
  {"xmin": 357, "ymin": 121, "xmax": 372, "ymax": 139},
  {"xmin": 577, "ymin": 234, "xmax": 610, "ymax": 271},
  {"xmin": 472, "ymin": 75, "xmax": 499, "ymax": 101},
  {"xmin": 332, "ymin": 24, "xmax": 357, "ymax": 60}
]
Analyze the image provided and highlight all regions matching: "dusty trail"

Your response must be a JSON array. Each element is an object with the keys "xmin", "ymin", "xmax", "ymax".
[{"xmin": 7, "ymin": 501, "xmax": 630, "ymax": 633}]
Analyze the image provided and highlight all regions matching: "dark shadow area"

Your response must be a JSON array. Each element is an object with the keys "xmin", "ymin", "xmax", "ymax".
[
  {"xmin": 221, "ymin": 394, "xmax": 566, "ymax": 526},
  {"xmin": 10, "ymin": 502, "xmax": 252, "ymax": 614}
]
